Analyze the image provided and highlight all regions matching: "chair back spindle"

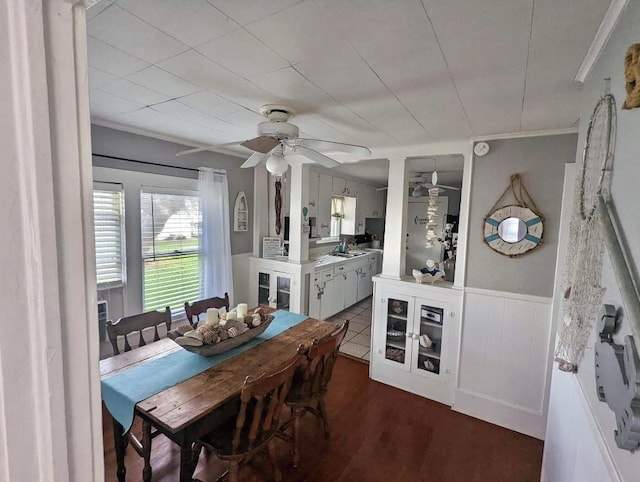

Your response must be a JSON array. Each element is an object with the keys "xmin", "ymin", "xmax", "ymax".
[{"xmin": 106, "ymin": 307, "xmax": 171, "ymax": 355}]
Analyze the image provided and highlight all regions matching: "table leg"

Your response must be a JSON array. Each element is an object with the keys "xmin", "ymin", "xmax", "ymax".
[
  {"xmin": 112, "ymin": 418, "xmax": 126, "ymax": 482},
  {"xmin": 142, "ymin": 419, "xmax": 152, "ymax": 482},
  {"xmin": 179, "ymin": 442, "xmax": 200, "ymax": 482}
]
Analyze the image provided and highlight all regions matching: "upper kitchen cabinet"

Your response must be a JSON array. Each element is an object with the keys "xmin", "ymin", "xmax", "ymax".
[
  {"xmin": 308, "ymin": 171, "xmax": 319, "ymax": 217},
  {"xmin": 363, "ymin": 185, "xmax": 385, "ymax": 218},
  {"xmin": 332, "ymin": 176, "xmax": 346, "ymax": 195},
  {"xmin": 317, "ymin": 174, "xmax": 333, "ymax": 238}
]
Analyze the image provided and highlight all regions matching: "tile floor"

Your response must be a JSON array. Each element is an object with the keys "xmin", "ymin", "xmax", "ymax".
[{"xmin": 327, "ymin": 296, "xmax": 373, "ymax": 363}]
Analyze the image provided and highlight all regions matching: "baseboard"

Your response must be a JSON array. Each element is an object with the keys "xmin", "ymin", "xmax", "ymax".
[{"xmin": 453, "ymin": 388, "xmax": 545, "ymax": 439}]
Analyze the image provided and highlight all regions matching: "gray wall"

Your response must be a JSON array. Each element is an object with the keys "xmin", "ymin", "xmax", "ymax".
[
  {"xmin": 465, "ymin": 134, "xmax": 578, "ymax": 297},
  {"xmin": 91, "ymin": 125, "xmax": 253, "ymax": 254}
]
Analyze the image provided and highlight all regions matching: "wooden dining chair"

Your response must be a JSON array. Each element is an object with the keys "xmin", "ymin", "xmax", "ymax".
[
  {"xmin": 185, "ymin": 293, "xmax": 230, "ymax": 328},
  {"xmin": 194, "ymin": 348, "xmax": 303, "ymax": 482},
  {"xmin": 105, "ymin": 306, "xmax": 171, "ymax": 482},
  {"xmin": 106, "ymin": 306, "xmax": 172, "ymax": 355},
  {"xmin": 278, "ymin": 320, "xmax": 349, "ymax": 467}
]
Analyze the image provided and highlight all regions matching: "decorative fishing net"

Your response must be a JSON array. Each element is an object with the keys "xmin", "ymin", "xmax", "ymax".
[{"xmin": 555, "ymin": 92, "xmax": 616, "ymax": 372}]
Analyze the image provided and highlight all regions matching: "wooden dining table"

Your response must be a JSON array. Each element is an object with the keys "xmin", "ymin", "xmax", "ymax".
[{"xmin": 100, "ymin": 309, "xmax": 336, "ymax": 482}]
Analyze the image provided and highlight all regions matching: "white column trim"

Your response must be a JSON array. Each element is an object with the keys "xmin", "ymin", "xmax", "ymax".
[
  {"xmin": 0, "ymin": 1, "xmax": 103, "ymax": 481},
  {"xmin": 380, "ymin": 156, "xmax": 408, "ymax": 279}
]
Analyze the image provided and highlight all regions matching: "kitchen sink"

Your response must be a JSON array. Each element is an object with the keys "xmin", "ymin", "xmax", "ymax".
[{"xmin": 333, "ymin": 251, "xmax": 367, "ymax": 258}]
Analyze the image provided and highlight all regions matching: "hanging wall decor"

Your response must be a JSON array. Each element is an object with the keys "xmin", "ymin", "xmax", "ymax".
[
  {"xmin": 274, "ymin": 179, "xmax": 282, "ymax": 235},
  {"xmin": 622, "ymin": 43, "xmax": 640, "ymax": 110},
  {"xmin": 555, "ymin": 85, "xmax": 616, "ymax": 372},
  {"xmin": 483, "ymin": 174, "xmax": 543, "ymax": 257},
  {"xmin": 233, "ymin": 191, "xmax": 248, "ymax": 232}
]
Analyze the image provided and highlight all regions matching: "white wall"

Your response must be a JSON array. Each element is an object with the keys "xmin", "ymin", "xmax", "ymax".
[
  {"xmin": 542, "ymin": 1, "xmax": 640, "ymax": 480},
  {"xmin": 455, "ymin": 289, "xmax": 552, "ymax": 438},
  {"xmin": 453, "ymin": 135, "xmax": 577, "ymax": 438}
]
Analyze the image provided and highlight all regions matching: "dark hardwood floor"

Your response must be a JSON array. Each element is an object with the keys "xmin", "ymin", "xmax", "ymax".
[{"xmin": 103, "ymin": 356, "xmax": 543, "ymax": 481}]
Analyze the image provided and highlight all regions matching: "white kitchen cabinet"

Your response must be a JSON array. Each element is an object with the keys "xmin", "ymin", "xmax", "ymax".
[
  {"xmin": 254, "ymin": 269, "xmax": 293, "ymax": 310},
  {"xmin": 354, "ymin": 183, "xmax": 366, "ymax": 235},
  {"xmin": 317, "ymin": 174, "xmax": 332, "ymax": 237},
  {"xmin": 362, "ymin": 186, "xmax": 376, "ymax": 218},
  {"xmin": 357, "ymin": 263, "xmax": 372, "ymax": 300},
  {"xmin": 369, "ymin": 188, "xmax": 385, "ymax": 218},
  {"xmin": 344, "ymin": 268, "xmax": 358, "ymax": 309},
  {"xmin": 331, "ymin": 264, "xmax": 346, "ymax": 315},
  {"xmin": 332, "ymin": 176, "xmax": 346, "ymax": 195},
  {"xmin": 309, "ymin": 268, "xmax": 335, "ymax": 320},
  {"xmin": 308, "ymin": 171, "xmax": 319, "ymax": 217},
  {"xmin": 371, "ymin": 281, "xmax": 459, "ymax": 405},
  {"xmin": 344, "ymin": 179, "xmax": 357, "ymax": 196}
]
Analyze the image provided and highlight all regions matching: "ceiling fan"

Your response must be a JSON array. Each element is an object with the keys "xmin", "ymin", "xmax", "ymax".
[
  {"xmin": 175, "ymin": 104, "xmax": 370, "ymax": 176},
  {"xmin": 409, "ymin": 171, "xmax": 460, "ymax": 197},
  {"xmin": 376, "ymin": 171, "xmax": 461, "ymax": 194}
]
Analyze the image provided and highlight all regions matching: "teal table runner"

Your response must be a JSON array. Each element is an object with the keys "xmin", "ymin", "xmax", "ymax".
[{"xmin": 102, "ymin": 310, "xmax": 308, "ymax": 432}]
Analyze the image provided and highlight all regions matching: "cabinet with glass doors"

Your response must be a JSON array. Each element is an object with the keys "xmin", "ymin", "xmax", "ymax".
[{"xmin": 371, "ymin": 282, "xmax": 458, "ymax": 405}]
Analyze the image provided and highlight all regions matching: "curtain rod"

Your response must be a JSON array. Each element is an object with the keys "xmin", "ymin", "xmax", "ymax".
[{"xmin": 92, "ymin": 153, "xmax": 200, "ymax": 173}]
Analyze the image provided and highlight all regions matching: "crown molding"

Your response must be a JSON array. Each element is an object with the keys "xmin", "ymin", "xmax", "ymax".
[
  {"xmin": 471, "ymin": 127, "xmax": 578, "ymax": 142},
  {"xmin": 574, "ymin": 0, "xmax": 630, "ymax": 83}
]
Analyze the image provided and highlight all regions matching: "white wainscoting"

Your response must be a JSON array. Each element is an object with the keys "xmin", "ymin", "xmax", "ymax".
[
  {"xmin": 541, "ymin": 367, "xmax": 619, "ymax": 482},
  {"xmin": 454, "ymin": 288, "xmax": 553, "ymax": 439},
  {"xmin": 232, "ymin": 252, "xmax": 252, "ymax": 307}
]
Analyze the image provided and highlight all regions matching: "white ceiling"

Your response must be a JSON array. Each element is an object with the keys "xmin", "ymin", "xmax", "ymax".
[{"xmin": 87, "ymin": 0, "xmax": 610, "ymax": 180}]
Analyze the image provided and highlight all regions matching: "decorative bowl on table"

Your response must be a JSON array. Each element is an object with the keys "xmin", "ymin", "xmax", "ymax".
[
  {"xmin": 167, "ymin": 314, "xmax": 274, "ymax": 357},
  {"xmin": 412, "ymin": 268, "xmax": 445, "ymax": 284}
]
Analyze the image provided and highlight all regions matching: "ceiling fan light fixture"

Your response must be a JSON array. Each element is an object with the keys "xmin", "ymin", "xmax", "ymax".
[{"xmin": 265, "ymin": 151, "xmax": 288, "ymax": 176}]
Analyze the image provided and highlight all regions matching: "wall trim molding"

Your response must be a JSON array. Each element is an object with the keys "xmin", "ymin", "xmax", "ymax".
[
  {"xmin": 91, "ymin": 118, "xmax": 245, "ymax": 159},
  {"xmin": 471, "ymin": 127, "xmax": 578, "ymax": 143},
  {"xmin": 453, "ymin": 388, "xmax": 546, "ymax": 439},
  {"xmin": 464, "ymin": 286, "xmax": 552, "ymax": 304},
  {"xmin": 574, "ymin": 0, "xmax": 630, "ymax": 83}
]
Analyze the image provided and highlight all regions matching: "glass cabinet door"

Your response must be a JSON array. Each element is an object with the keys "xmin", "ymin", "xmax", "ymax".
[
  {"xmin": 384, "ymin": 297, "xmax": 411, "ymax": 367},
  {"xmin": 258, "ymin": 272, "xmax": 270, "ymax": 306},
  {"xmin": 276, "ymin": 275, "xmax": 291, "ymax": 310},
  {"xmin": 414, "ymin": 302, "xmax": 444, "ymax": 375}
]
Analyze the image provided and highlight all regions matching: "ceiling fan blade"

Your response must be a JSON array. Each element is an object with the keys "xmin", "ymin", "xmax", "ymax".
[
  {"xmin": 376, "ymin": 186, "xmax": 388, "ymax": 191},
  {"xmin": 292, "ymin": 145, "xmax": 340, "ymax": 168},
  {"xmin": 241, "ymin": 152, "xmax": 269, "ymax": 168},
  {"xmin": 241, "ymin": 136, "xmax": 280, "ymax": 154},
  {"xmin": 421, "ymin": 182, "xmax": 459, "ymax": 191},
  {"xmin": 294, "ymin": 138, "xmax": 370, "ymax": 156},
  {"xmin": 175, "ymin": 140, "xmax": 245, "ymax": 157}
]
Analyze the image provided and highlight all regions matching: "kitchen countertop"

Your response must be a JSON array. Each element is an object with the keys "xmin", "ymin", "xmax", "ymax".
[{"xmin": 313, "ymin": 249, "xmax": 378, "ymax": 269}]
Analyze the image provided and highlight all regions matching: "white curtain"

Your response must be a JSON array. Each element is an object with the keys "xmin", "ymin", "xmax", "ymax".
[{"xmin": 198, "ymin": 168, "xmax": 234, "ymax": 304}]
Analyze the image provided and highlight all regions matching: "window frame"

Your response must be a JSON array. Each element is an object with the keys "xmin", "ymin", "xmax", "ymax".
[
  {"xmin": 140, "ymin": 186, "xmax": 202, "ymax": 318},
  {"xmin": 93, "ymin": 181, "xmax": 126, "ymax": 290}
]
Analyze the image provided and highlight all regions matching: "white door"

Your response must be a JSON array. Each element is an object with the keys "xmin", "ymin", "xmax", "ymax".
[
  {"xmin": 406, "ymin": 197, "xmax": 448, "ymax": 275},
  {"xmin": 373, "ymin": 292, "xmax": 414, "ymax": 372}
]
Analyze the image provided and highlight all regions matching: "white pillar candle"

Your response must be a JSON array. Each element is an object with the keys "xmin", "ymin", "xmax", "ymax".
[
  {"xmin": 206, "ymin": 308, "xmax": 219, "ymax": 325},
  {"xmin": 237, "ymin": 303, "xmax": 248, "ymax": 317}
]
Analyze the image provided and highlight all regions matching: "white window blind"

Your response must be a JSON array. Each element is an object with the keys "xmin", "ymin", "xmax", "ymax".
[
  {"xmin": 93, "ymin": 184, "xmax": 125, "ymax": 288},
  {"xmin": 141, "ymin": 189, "xmax": 202, "ymax": 314}
]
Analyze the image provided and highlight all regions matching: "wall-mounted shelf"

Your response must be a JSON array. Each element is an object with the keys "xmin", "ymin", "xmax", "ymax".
[{"xmin": 234, "ymin": 191, "xmax": 248, "ymax": 232}]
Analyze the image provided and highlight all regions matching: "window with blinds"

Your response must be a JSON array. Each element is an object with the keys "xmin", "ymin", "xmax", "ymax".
[
  {"xmin": 93, "ymin": 184, "xmax": 125, "ymax": 288},
  {"xmin": 141, "ymin": 189, "xmax": 202, "ymax": 314}
]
